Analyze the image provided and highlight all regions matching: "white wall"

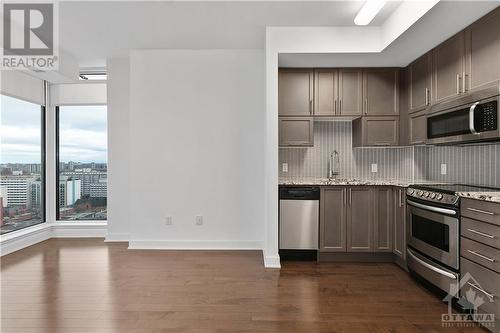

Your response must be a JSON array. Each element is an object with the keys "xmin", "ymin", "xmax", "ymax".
[
  {"xmin": 127, "ymin": 50, "xmax": 265, "ymax": 249},
  {"xmin": 106, "ymin": 58, "xmax": 131, "ymax": 241}
]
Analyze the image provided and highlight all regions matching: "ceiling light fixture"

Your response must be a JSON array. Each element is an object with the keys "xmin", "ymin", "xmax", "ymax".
[{"xmin": 354, "ymin": 0, "xmax": 387, "ymax": 26}]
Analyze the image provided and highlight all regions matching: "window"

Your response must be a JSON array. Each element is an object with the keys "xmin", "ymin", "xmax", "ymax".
[
  {"xmin": 1, "ymin": 95, "xmax": 45, "ymax": 234},
  {"xmin": 56, "ymin": 105, "xmax": 107, "ymax": 220}
]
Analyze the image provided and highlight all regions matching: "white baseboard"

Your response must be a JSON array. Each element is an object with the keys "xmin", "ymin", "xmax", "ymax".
[
  {"xmin": 263, "ymin": 254, "xmax": 281, "ymax": 268},
  {"xmin": 128, "ymin": 239, "xmax": 264, "ymax": 250},
  {"xmin": 0, "ymin": 224, "xmax": 52, "ymax": 256},
  {"xmin": 104, "ymin": 232, "xmax": 130, "ymax": 242},
  {"xmin": 0, "ymin": 222, "xmax": 108, "ymax": 256}
]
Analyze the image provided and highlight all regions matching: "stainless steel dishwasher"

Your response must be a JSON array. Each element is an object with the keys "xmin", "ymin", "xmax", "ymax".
[{"xmin": 279, "ymin": 187, "xmax": 320, "ymax": 255}]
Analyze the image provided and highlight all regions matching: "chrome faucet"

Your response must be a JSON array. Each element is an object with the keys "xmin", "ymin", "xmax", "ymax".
[{"xmin": 328, "ymin": 150, "xmax": 340, "ymax": 179}]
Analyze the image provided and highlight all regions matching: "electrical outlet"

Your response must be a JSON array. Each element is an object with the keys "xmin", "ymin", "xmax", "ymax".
[
  {"xmin": 282, "ymin": 163, "xmax": 288, "ymax": 173},
  {"xmin": 441, "ymin": 164, "xmax": 447, "ymax": 175},
  {"xmin": 165, "ymin": 216, "xmax": 172, "ymax": 225},
  {"xmin": 371, "ymin": 163, "xmax": 378, "ymax": 173},
  {"xmin": 195, "ymin": 215, "xmax": 203, "ymax": 226}
]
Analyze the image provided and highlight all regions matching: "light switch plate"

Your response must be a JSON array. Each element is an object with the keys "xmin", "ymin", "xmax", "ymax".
[
  {"xmin": 441, "ymin": 164, "xmax": 447, "ymax": 175},
  {"xmin": 371, "ymin": 164, "xmax": 378, "ymax": 173},
  {"xmin": 282, "ymin": 163, "xmax": 288, "ymax": 173},
  {"xmin": 195, "ymin": 215, "xmax": 203, "ymax": 226},
  {"xmin": 165, "ymin": 216, "xmax": 172, "ymax": 225}
]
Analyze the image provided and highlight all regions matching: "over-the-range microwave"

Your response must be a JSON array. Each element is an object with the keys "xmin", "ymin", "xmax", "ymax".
[{"xmin": 426, "ymin": 83, "xmax": 500, "ymax": 145}]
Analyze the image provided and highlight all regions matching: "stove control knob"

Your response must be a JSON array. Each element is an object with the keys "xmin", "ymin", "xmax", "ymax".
[
  {"xmin": 423, "ymin": 191, "xmax": 430, "ymax": 198},
  {"xmin": 430, "ymin": 193, "xmax": 436, "ymax": 199},
  {"xmin": 408, "ymin": 189, "xmax": 414, "ymax": 195},
  {"xmin": 436, "ymin": 194, "xmax": 443, "ymax": 201},
  {"xmin": 418, "ymin": 191, "xmax": 424, "ymax": 196}
]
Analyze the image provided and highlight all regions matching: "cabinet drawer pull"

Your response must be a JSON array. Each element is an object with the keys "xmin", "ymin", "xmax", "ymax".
[
  {"xmin": 334, "ymin": 99, "xmax": 337, "ymax": 114},
  {"xmin": 309, "ymin": 100, "xmax": 313, "ymax": 115},
  {"xmin": 456, "ymin": 74, "xmax": 461, "ymax": 94},
  {"xmin": 467, "ymin": 282, "xmax": 495, "ymax": 300},
  {"xmin": 364, "ymin": 99, "xmax": 368, "ymax": 115},
  {"xmin": 467, "ymin": 250, "xmax": 496, "ymax": 263},
  {"xmin": 339, "ymin": 99, "xmax": 342, "ymax": 115},
  {"xmin": 463, "ymin": 72, "xmax": 468, "ymax": 93},
  {"xmin": 467, "ymin": 207, "xmax": 495, "ymax": 216},
  {"xmin": 466, "ymin": 228, "xmax": 496, "ymax": 239},
  {"xmin": 425, "ymin": 88, "xmax": 429, "ymax": 106}
]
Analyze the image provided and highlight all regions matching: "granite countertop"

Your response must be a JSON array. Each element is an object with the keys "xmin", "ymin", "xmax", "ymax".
[
  {"xmin": 456, "ymin": 191, "xmax": 500, "ymax": 204},
  {"xmin": 279, "ymin": 178, "xmax": 429, "ymax": 188}
]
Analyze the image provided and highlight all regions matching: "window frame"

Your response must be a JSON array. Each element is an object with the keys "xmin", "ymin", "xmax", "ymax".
[
  {"xmin": 0, "ymin": 94, "xmax": 46, "ymax": 234},
  {"xmin": 55, "ymin": 105, "xmax": 108, "ymax": 222}
]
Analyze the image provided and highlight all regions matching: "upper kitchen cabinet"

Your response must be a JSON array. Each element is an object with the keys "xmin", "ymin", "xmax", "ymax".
[
  {"xmin": 314, "ymin": 70, "xmax": 336, "ymax": 116},
  {"xmin": 409, "ymin": 53, "xmax": 432, "ymax": 113},
  {"xmin": 352, "ymin": 116, "xmax": 400, "ymax": 147},
  {"xmin": 279, "ymin": 117, "xmax": 314, "ymax": 147},
  {"xmin": 465, "ymin": 8, "xmax": 500, "ymax": 92},
  {"xmin": 338, "ymin": 69, "xmax": 363, "ymax": 116},
  {"xmin": 362, "ymin": 69, "xmax": 399, "ymax": 116},
  {"xmin": 432, "ymin": 32, "xmax": 466, "ymax": 104},
  {"xmin": 278, "ymin": 69, "xmax": 314, "ymax": 116}
]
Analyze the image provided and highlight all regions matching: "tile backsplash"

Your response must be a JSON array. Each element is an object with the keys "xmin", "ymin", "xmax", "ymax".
[{"xmin": 279, "ymin": 120, "xmax": 500, "ymax": 188}]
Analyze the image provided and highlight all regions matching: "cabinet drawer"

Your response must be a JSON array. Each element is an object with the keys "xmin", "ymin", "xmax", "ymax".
[
  {"xmin": 462, "ymin": 199, "xmax": 500, "ymax": 226},
  {"xmin": 461, "ymin": 237, "xmax": 500, "ymax": 274},
  {"xmin": 460, "ymin": 257, "xmax": 500, "ymax": 317},
  {"xmin": 462, "ymin": 217, "xmax": 500, "ymax": 249}
]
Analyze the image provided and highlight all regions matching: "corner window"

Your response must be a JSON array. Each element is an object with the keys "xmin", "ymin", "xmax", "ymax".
[
  {"xmin": 1, "ymin": 94, "xmax": 45, "ymax": 234},
  {"xmin": 56, "ymin": 105, "xmax": 107, "ymax": 220}
]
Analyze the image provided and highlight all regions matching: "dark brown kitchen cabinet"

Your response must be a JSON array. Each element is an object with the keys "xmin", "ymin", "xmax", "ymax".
[
  {"xmin": 408, "ymin": 110, "xmax": 427, "ymax": 145},
  {"xmin": 432, "ymin": 32, "xmax": 466, "ymax": 104},
  {"xmin": 465, "ymin": 8, "xmax": 500, "ymax": 93},
  {"xmin": 338, "ymin": 69, "xmax": 363, "ymax": 116},
  {"xmin": 314, "ymin": 69, "xmax": 363, "ymax": 116},
  {"xmin": 362, "ymin": 69, "xmax": 399, "ymax": 116},
  {"xmin": 409, "ymin": 53, "xmax": 432, "ymax": 113},
  {"xmin": 320, "ymin": 188, "xmax": 347, "ymax": 252},
  {"xmin": 278, "ymin": 69, "xmax": 313, "ymax": 116},
  {"xmin": 373, "ymin": 188, "xmax": 393, "ymax": 252},
  {"xmin": 352, "ymin": 116, "xmax": 399, "ymax": 147},
  {"xmin": 347, "ymin": 187, "xmax": 373, "ymax": 252},
  {"xmin": 278, "ymin": 117, "xmax": 314, "ymax": 147},
  {"xmin": 393, "ymin": 188, "xmax": 406, "ymax": 260}
]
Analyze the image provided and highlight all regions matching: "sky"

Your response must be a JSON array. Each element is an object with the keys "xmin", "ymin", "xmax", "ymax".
[{"xmin": 0, "ymin": 95, "xmax": 107, "ymax": 164}]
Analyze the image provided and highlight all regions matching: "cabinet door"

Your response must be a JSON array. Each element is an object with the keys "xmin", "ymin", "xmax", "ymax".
[
  {"xmin": 314, "ymin": 70, "xmax": 337, "ymax": 116},
  {"xmin": 364, "ymin": 117, "xmax": 399, "ymax": 147},
  {"xmin": 409, "ymin": 54, "xmax": 432, "ymax": 112},
  {"xmin": 320, "ymin": 188, "xmax": 347, "ymax": 252},
  {"xmin": 409, "ymin": 110, "xmax": 427, "ymax": 145},
  {"xmin": 466, "ymin": 8, "xmax": 500, "ymax": 92},
  {"xmin": 338, "ymin": 69, "xmax": 363, "ymax": 116},
  {"xmin": 393, "ymin": 188, "xmax": 406, "ymax": 259},
  {"xmin": 433, "ymin": 32, "xmax": 466, "ymax": 103},
  {"xmin": 373, "ymin": 188, "xmax": 393, "ymax": 252},
  {"xmin": 363, "ymin": 69, "xmax": 399, "ymax": 116},
  {"xmin": 278, "ymin": 117, "xmax": 313, "ymax": 147},
  {"xmin": 278, "ymin": 69, "xmax": 313, "ymax": 116},
  {"xmin": 347, "ymin": 187, "xmax": 373, "ymax": 252}
]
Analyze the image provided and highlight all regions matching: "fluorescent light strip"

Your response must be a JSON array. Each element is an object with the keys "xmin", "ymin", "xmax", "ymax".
[{"xmin": 354, "ymin": 0, "xmax": 387, "ymax": 26}]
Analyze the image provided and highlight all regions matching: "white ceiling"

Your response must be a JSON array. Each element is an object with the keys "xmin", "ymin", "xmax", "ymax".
[
  {"xmin": 60, "ymin": 1, "xmax": 403, "ymax": 68},
  {"xmin": 58, "ymin": 1, "xmax": 500, "ymax": 69}
]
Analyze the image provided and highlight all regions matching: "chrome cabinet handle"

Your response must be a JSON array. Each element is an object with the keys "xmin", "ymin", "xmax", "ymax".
[
  {"xmin": 343, "ymin": 188, "xmax": 347, "ymax": 206},
  {"xmin": 425, "ymin": 88, "xmax": 429, "ymax": 106},
  {"xmin": 467, "ymin": 207, "xmax": 495, "ymax": 216},
  {"xmin": 364, "ymin": 99, "xmax": 368, "ymax": 115},
  {"xmin": 334, "ymin": 99, "xmax": 337, "ymax": 114},
  {"xmin": 309, "ymin": 100, "xmax": 313, "ymax": 115},
  {"xmin": 467, "ymin": 282, "xmax": 495, "ymax": 300},
  {"xmin": 463, "ymin": 72, "xmax": 467, "ymax": 93},
  {"xmin": 456, "ymin": 74, "xmax": 461, "ymax": 94},
  {"xmin": 339, "ymin": 99, "xmax": 342, "ymax": 115},
  {"xmin": 467, "ymin": 250, "xmax": 495, "ymax": 263},
  {"xmin": 466, "ymin": 228, "xmax": 495, "ymax": 239},
  {"xmin": 349, "ymin": 188, "xmax": 352, "ymax": 206}
]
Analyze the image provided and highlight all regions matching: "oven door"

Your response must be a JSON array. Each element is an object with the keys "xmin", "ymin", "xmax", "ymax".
[
  {"xmin": 406, "ymin": 199, "xmax": 459, "ymax": 270},
  {"xmin": 427, "ymin": 97, "xmax": 499, "ymax": 145}
]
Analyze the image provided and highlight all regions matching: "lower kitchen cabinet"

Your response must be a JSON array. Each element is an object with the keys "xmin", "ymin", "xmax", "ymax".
[
  {"xmin": 320, "ymin": 188, "xmax": 347, "ymax": 252},
  {"xmin": 393, "ymin": 188, "xmax": 406, "ymax": 260},
  {"xmin": 278, "ymin": 117, "xmax": 314, "ymax": 147},
  {"xmin": 373, "ymin": 188, "xmax": 393, "ymax": 252},
  {"xmin": 346, "ymin": 187, "xmax": 373, "ymax": 252}
]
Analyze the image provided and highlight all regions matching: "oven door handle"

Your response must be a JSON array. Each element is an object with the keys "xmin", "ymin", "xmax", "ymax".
[
  {"xmin": 406, "ymin": 199, "xmax": 457, "ymax": 216},
  {"xmin": 407, "ymin": 249, "xmax": 458, "ymax": 280}
]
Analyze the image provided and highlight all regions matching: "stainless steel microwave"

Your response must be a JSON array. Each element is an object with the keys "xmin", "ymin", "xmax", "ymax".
[{"xmin": 426, "ymin": 85, "xmax": 500, "ymax": 145}]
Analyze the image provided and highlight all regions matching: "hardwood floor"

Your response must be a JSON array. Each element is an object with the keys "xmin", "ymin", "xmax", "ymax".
[{"xmin": 0, "ymin": 239, "xmax": 485, "ymax": 333}]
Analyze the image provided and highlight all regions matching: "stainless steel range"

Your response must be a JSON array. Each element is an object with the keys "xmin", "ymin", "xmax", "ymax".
[{"xmin": 405, "ymin": 184, "xmax": 498, "ymax": 293}]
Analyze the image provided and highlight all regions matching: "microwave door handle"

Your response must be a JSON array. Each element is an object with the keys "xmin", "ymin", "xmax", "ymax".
[{"xmin": 469, "ymin": 102, "xmax": 480, "ymax": 135}]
